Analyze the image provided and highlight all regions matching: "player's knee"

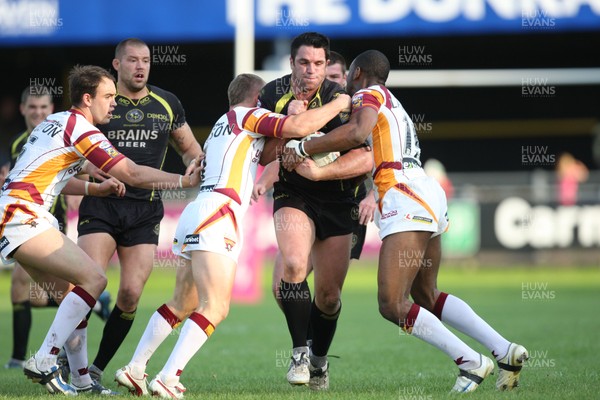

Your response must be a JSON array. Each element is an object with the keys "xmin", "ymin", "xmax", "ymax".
[
  {"xmin": 89, "ymin": 270, "xmax": 108, "ymax": 293},
  {"xmin": 117, "ymin": 286, "xmax": 143, "ymax": 310},
  {"xmin": 282, "ymin": 255, "xmax": 308, "ymax": 281},
  {"xmin": 207, "ymin": 301, "xmax": 230, "ymax": 326},
  {"xmin": 378, "ymin": 300, "xmax": 397, "ymax": 323},
  {"xmin": 10, "ymin": 278, "xmax": 30, "ymax": 299},
  {"xmin": 168, "ymin": 299, "xmax": 197, "ymax": 320},
  {"xmin": 316, "ymin": 290, "xmax": 341, "ymax": 314},
  {"xmin": 11, "ymin": 273, "xmax": 29, "ymax": 288}
]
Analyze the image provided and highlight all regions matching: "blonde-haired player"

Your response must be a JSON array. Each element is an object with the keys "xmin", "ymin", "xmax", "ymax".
[{"xmin": 115, "ymin": 73, "xmax": 350, "ymax": 398}]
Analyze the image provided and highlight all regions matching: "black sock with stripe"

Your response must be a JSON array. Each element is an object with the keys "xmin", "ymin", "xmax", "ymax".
[
  {"xmin": 279, "ymin": 279, "xmax": 312, "ymax": 348},
  {"xmin": 92, "ymin": 305, "xmax": 136, "ymax": 371}
]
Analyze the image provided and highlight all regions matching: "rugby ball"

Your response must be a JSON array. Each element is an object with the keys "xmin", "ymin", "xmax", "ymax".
[{"xmin": 302, "ymin": 132, "xmax": 339, "ymax": 167}]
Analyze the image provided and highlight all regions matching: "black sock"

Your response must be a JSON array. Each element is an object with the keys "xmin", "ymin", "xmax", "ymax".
[
  {"xmin": 306, "ymin": 285, "xmax": 314, "ymax": 344},
  {"xmin": 92, "ymin": 305, "xmax": 136, "ymax": 370},
  {"xmin": 11, "ymin": 301, "xmax": 32, "ymax": 360},
  {"xmin": 279, "ymin": 279, "xmax": 312, "ymax": 348},
  {"xmin": 310, "ymin": 300, "xmax": 341, "ymax": 357},
  {"xmin": 307, "ymin": 319, "xmax": 314, "ymax": 344}
]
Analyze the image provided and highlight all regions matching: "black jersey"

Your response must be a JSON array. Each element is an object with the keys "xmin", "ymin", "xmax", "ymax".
[
  {"xmin": 99, "ymin": 84, "xmax": 186, "ymax": 201},
  {"xmin": 258, "ymin": 75, "xmax": 364, "ymax": 194}
]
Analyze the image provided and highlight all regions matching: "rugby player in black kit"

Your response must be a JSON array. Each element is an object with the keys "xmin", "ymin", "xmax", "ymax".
[
  {"xmin": 258, "ymin": 32, "xmax": 372, "ymax": 390},
  {"xmin": 76, "ymin": 38, "xmax": 203, "ymax": 383}
]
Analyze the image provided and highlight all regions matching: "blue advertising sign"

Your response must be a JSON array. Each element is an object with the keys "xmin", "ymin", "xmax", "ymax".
[{"xmin": 1, "ymin": 0, "xmax": 599, "ymax": 46}]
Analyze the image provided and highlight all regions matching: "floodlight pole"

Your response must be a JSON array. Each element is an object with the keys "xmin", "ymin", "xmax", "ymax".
[{"xmin": 234, "ymin": 0, "xmax": 254, "ymax": 77}]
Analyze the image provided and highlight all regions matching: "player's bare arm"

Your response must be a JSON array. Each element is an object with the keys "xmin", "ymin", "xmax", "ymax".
[
  {"xmin": 169, "ymin": 122, "xmax": 204, "ymax": 174},
  {"xmin": 277, "ymin": 93, "xmax": 350, "ymax": 138},
  {"xmin": 255, "ymin": 94, "xmax": 350, "ymax": 165},
  {"xmin": 61, "ymin": 176, "xmax": 126, "ymax": 197},
  {"xmin": 301, "ymin": 106, "xmax": 377, "ymax": 155},
  {"xmin": 107, "ymin": 157, "xmax": 202, "ymax": 189},
  {"xmin": 252, "ymin": 159, "xmax": 280, "ymax": 202},
  {"xmin": 259, "ymin": 137, "xmax": 281, "ymax": 166},
  {"xmin": 294, "ymin": 147, "xmax": 373, "ymax": 181}
]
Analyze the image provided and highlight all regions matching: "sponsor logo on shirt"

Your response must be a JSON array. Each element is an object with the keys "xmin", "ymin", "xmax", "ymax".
[
  {"xmin": 99, "ymin": 141, "xmax": 120, "ymax": 158},
  {"xmin": 147, "ymin": 113, "xmax": 169, "ymax": 122},
  {"xmin": 126, "ymin": 109, "xmax": 144, "ymax": 123},
  {"xmin": 87, "ymin": 133, "xmax": 106, "ymax": 145}
]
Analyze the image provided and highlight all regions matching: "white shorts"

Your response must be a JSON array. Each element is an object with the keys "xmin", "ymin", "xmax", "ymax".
[
  {"xmin": 375, "ymin": 175, "xmax": 449, "ymax": 240},
  {"xmin": 0, "ymin": 197, "xmax": 58, "ymax": 263},
  {"xmin": 172, "ymin": 192, "xmax": 243, "ymax": 263}
]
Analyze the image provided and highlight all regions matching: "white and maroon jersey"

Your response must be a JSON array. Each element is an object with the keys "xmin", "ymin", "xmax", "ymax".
[
  {"xmin": 1, "ymin": 109, "xmax": 125, "ymax": 211},
  {"xmin": 351, "ymin": 85, "xmax": 423, "ymax": 193},
  {"xmin": 200, "ymin": 106, "xmax": 289, "ymax": 210}
]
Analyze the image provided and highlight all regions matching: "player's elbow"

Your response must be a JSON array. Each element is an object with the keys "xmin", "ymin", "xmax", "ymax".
[
  {"xmin": 351, "ymin": 149, "xmax": 374, "ymax": 175},
  {"xmin": 112, "ymin": 159, "xmax": 143, "ymax": 187},
  {"xmin": 349, "ymin": 128, "xmax": 368, "ymax": 148}
]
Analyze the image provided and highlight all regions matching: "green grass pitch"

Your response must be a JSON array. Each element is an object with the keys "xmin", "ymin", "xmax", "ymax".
[{"xmin": 0, "ymin": 260, "xmax": 598, "ymax": 399}]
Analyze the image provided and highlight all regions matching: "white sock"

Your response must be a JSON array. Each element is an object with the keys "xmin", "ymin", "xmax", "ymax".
[
  {"xmin": 35, "ymin": 287, "xmax": 94, "ymax": 372},
  {"xmin": 438, "ymin": 294, "xmax": 511, "ymax": 360},
  {"xmin": 160, "ymin": 313, "xmax": 213, "ymax": 382},
  {"xmin": 92, "ymin": 301, "xmax": 101, "ymax": 313},
  {"xmin": 65, "ymin": 324, "xmax": 92, "ymax": 388},
  {"xmin": 408, "ymin": 304, "xmax": 481, "ymax": 370},
  {"xmin": 130, "ymin": 306, "xmax": 179, "ymax": 377}
]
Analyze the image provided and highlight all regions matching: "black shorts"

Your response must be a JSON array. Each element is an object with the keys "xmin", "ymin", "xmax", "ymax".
[
  {"xmin": 350, "ymin": 223, "xmax": 367, "ymax": 260},
  {"xmin": 273, "ymin": 181, "xmax": 361, "ymax": 241},
  {"xmin": 77, "ymin": 196, "xmax": 164, "ymax": 246}
]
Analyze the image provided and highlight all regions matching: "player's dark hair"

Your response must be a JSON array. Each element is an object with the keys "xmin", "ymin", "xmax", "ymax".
[
  {"xmin": 352, "ymin": 50, "xmax": 390, "ymax": 84},
  {"xmin": 68, "ymin": 65, "xmax": 116, "ymax": 106},
  {"xmin": 329, "ymin": 50, "xmax": 346, "ymax": 70},
  {"xmin": 290, "ymin": 32, "xmax": 330, "ymax": 61},
  {"xmin": 115, "ymin": 38, "xmax": 149, "ymax": 59},
  {"xmin": 20, "ymin": 85, "xmax": 54, "ymax": 104},
  {"xmin": 228, "ymin": 73, "xmax": 265, "ymax": 106}
]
